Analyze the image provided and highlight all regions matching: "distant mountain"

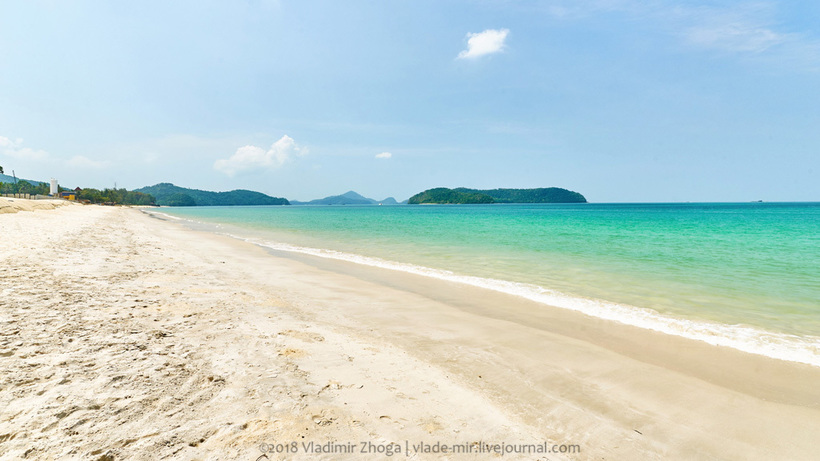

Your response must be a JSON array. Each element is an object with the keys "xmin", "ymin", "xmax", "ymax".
[
  {"xmin": 0, "ymin": 173, "xmax": 43, "ymax": 186},
  {"xmin": 134, "ymin": 183, "xmax": 289, "ymax": 206},
  {"xmin": 408, "ymin": 187, "xmax": 587, "ymax": 204},
  {"xmin": 291, "ymin": 191, "xmax": 402, "ymax": 205}
]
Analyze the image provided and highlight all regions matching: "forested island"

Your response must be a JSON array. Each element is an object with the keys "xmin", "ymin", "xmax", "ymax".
[
  {"xmin": 135, "ymin": 183, "xmax": 289, "ymax": 206},
  {"xmin": 408, "ymin": 188, "xmax": 495, "ymax": 204},
  {"xmin": 407, "ymin": 187, "xmax": 587, "ymax": 204}
]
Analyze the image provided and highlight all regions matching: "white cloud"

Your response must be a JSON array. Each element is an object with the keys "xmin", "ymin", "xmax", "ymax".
[
  {"xmin": 67, "ymin": 155, "xmax": 109, "ymax": 169},
  {"xmin": 539, "ymin": 1, "xmax": 819, "ymax": 65},
  {"xmin": 686, "ymin": 24, "xmax": 785, "ymax": 53},
  {"xmin": 677, "ymin": 2, "xmax": 797, "ymax": 55},
  {"xmin": 1, "ymin": 135, "xmax": 113, "ymax": 176},
  {"xmin": 0, "ymin": 136, "xmax": 22, "ymax": 149},
  {"xmin": 0, "ymin": 136, "xmax": 50, "ymax": 161},
  {"xmin": 214, "ymin": 135, "xmax": 305, "ymax": 176},
  {"xmin": 7, "ymin": 147, "xmax": 50, "ymax": 161},
  {"xmin": 375, "ymin": 152, "xmax": 392, "ymax": 159},
  {"xmin": 457, "ymin": 28, "xmax": 509, "ymax": 59}
]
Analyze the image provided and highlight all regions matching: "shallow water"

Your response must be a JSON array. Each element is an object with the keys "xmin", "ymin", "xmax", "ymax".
[{"xmin": 155, "ymin": 202, "xmax": 820, "ymax": 365}]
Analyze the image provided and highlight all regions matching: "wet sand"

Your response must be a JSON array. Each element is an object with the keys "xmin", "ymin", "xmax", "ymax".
[{"xmin": 1, "ymin": 204, "xmax": 819, "ymax": 460}]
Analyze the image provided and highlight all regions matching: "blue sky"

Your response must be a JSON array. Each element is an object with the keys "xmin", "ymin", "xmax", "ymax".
[{"xmin": 1, "ymin": 0, "xmax": 818, "ymax": 202}]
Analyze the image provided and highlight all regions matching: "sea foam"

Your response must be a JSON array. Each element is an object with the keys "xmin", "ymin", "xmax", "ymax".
[
  {"xmin": 142, "ymin": 210, "xmax": 820, "ymax": 367},
  {"xmin": 243, "ymin": 237, "xmax": 820, "ymax": 368}
]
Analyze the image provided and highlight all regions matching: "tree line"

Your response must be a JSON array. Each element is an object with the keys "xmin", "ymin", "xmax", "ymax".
[
  {"xmin": 76, "ymin": 188, "xmax": 156, "ymax": 205},
  {"xmin": 0, "ymin": 181, "xmax": 156, "ymax": 206},
  {"xmin": 0, "ymin": 180, "xmax": 51, "ymax": 196}
]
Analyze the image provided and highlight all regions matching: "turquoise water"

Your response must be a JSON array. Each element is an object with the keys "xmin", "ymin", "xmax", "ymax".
[{"xmin": 153, "ymin": 203, "xmax": 820, "ymax": 365}]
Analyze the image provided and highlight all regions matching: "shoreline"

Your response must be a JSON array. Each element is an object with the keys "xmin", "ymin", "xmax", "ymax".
[
  {"xmin": 148, "ymin": 208, "xmax": 820, "ymax": 368},
  {"xmin": 3, "ymin": 205, "xmax": 819, "ymax": 459},
  {"xmin": 248, "ymin": 239, "xmax": 820, "ymax": 368}
]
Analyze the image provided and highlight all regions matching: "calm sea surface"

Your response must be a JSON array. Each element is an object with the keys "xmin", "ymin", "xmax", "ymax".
[{"xmin": 153, "ymin": 203, "xmax": 820, "ymax": 366}]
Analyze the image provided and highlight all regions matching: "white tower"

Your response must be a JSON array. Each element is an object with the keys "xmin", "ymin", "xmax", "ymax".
[{"xmin": 50, "ymin": 178, "xmax": 58, "ymax": 196}]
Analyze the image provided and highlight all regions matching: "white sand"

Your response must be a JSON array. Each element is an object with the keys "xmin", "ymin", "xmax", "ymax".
[
  {"xmin": 0, "ymin": 197, "xmax": 73, "ymax": 214},
  {"xmin": 1, "ymin": 204, "xmax": 819, "ymax": 460}
]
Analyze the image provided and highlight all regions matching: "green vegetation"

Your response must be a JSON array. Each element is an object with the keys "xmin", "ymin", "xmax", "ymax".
[
  {"xmin": 0, "ymin": 180, "xmax": 51, "ymax": 196},
  {"xmin": 407, "ymin": 187, "xmax": 587, "ymax": 204},
  {"xmin": 1, "ymin": 166, "xmax": 156, "ymax": 205},
  {"xmin": 0, "ymin": 172, "xmax": 43, "ymax": 187},
  {"xmin": 135, "ymin": 183, "xmax": 289, "ymax": 206},
  {"xmin": 408, "ymin": 188, "xmax": 495, "ymax": 204},
  {"xmin": 455, "ymin": 187, "xmax": 587, "ymax": 203},
  {"xmin": 163, "ymin": 193, "xmax": 197, "ymax": 207},
  {"xmin": 77, "ymin": 188, "xmax": 156, "ymax": 205},
  {"xmin": 0, "ymin": 179, "xmax": 156, "ymax": 205}
]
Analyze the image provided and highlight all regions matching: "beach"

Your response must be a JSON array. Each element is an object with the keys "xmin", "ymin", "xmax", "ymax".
[
  {"xmin": 2, "ymin": 203, "xmax": 820, "ymax": 460},
  {"xmin": 0, "ymin": 197, "xmax": 74, "ymax": 214}
]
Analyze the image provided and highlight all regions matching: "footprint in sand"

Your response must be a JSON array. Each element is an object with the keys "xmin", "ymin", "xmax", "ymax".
[
  {"xmin": 278, "ymin": 330, "xmax": 324, "ymax": 343},
  {"xmin": 278, "ymin": 348, "xmax": 307, "ymax": 358},
  {"xmin": 421, "ymin": 418, "xmax": 444, "ymax": 434},
  {"xmin": 312, "ymin": 412, "xmax": 335, "ymax": 426}
]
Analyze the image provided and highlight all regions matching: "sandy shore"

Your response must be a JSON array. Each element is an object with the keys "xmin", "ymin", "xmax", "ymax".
[
  {"xmin": 0, "ymin": 197, "xmax": 74, "ymax": 214},
  {"xmin": 1, "ymin": 204, "xmax": 819, "ymax": 460}
]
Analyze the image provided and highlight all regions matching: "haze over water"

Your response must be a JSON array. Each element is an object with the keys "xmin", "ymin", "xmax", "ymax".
[{"xmin": 157, "ymin": 202, "xmax": 820, "ymax": 365}]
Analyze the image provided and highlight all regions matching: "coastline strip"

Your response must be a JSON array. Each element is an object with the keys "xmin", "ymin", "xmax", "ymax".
[
  {"xmin": 144, "ymin": 209, "xmax": 820, "ymax": 367},
  {"xmin": 232, "ymin": 234, "xmax": 819, "ymax": 367},
  {"xmin": 5, "ymin": 205, "xmax": 819, "ymax": 460}
]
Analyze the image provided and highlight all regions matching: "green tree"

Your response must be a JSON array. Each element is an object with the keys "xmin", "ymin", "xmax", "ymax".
[
  {"xmin": 35, "ymin": 182, "xmax": 49, "ymax": 195},
  {"xmin": 164, "ymin": 193, "xmax": 196, "ymax": 206},
  {"xmin": 408, "ymin": 188, "xmax": 495, "ymax": 204},
  {"xmin": 75, "ymin": 187, "xmax": 156, "ymax": 205}
]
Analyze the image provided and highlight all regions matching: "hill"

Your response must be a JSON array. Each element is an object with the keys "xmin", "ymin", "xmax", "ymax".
[
  {"xmin": 0, "ymin": 173, "xmax": 43, "ymax": 186},
  {"xmin": 455, "ymin": 187, "xmax": 587, "ymax": 203},
  {"xmin": 407, "ymin": 188, "xmax": 495, "ymax": 204},
  {"xmin": 291, "ymin": 191, "xmax": 400, "ymax": 205},
  {"xmin": 135, "ymin": 183, "xmax": 289, "ymax": 206},
  {"xmin": 408, "ymin": 187, "xmax": 587, "ymax": 204}
]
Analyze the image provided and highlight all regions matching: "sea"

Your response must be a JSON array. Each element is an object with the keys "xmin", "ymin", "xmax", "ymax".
[{"xmin": 151, "ymin": 202, "xmax": 820, "ymax": 367}]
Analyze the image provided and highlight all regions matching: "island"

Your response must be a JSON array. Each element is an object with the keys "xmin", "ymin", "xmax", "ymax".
[
  {"xmin": 291, "ymin": 190, "xmax": 400, "ymax": 206},
  {"xmin": 407, "ymin": 188, "xmax": 495, "ymax": 204},
  {"xmin": 135, "ymin": 183, "xmax": 289, "ymax": 206},
  {"xmin": 407, "ymin": 187, "xmax": 587, "ymax": 204}
]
